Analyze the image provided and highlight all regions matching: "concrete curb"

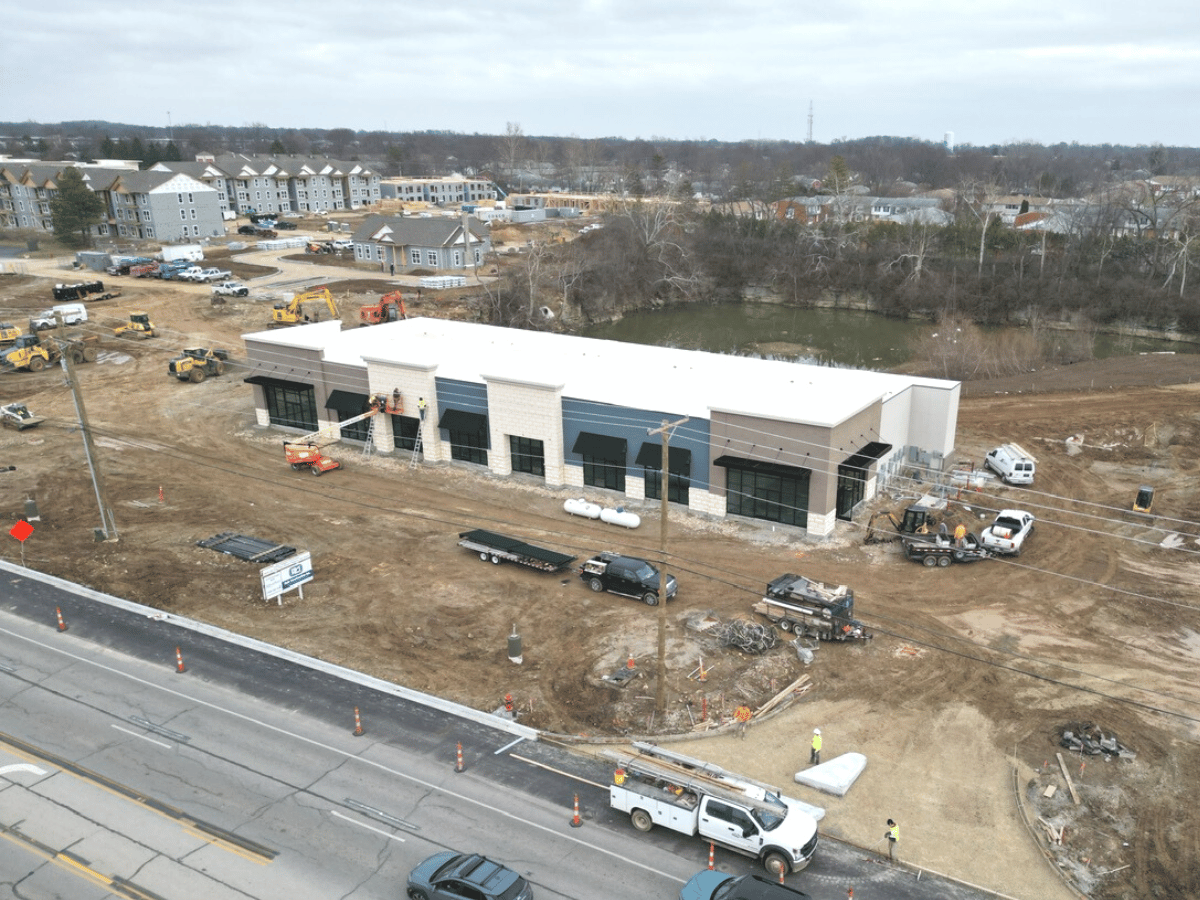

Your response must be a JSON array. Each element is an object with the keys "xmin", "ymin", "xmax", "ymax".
[{"xmin": 0, "ymin": 559, "xmax": 537, "ymax": 741}]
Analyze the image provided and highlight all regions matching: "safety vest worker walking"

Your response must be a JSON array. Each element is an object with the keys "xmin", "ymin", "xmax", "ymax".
[
  {"xmin": 885, "ymin": 818, "xmax": 899, "ymax": 860},
  {"xmin": 810, "ymin": 728, "xmax": 822, "ymax": 764}
]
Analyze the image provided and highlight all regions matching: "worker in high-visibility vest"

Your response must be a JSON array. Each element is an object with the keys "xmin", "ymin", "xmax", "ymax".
[
  {"xmin": 885, "ymin": 818, "xmax": 899, "ymax": 860},
  {"xmin": 418, "ymin": 397, "xmax": 427, "ymax": 420},
  {"xmin": 810, "ymin": 728, "xmax": 822, "ymax": 764},
  {"xmin": 954, "ymin": 523, "xmax": 966, "ymax": 548}
]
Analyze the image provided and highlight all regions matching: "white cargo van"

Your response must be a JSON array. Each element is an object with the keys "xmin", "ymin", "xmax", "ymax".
[
  {"xmin": 985, "ymin": 443, "xmax": 1036, "ymax": 485},
  {"xmin": 30, "ymin": 303, "xmax": 88, "ymax": 330}
]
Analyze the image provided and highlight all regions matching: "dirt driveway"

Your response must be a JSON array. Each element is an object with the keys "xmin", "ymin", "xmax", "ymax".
[{"xmin": 2, "ymin": 256, "xmax": 1199, "ymax": 900}]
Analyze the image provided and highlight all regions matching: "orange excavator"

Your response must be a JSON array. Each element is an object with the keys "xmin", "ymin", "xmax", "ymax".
[{"xmin": 359, "ymin": 290, "xmax": 407, "ymax": 326}]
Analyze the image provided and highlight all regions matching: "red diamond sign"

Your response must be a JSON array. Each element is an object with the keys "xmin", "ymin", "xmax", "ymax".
[{"xmin": 9, "ymin": 521, "xmax": 33, "ymax": 542}]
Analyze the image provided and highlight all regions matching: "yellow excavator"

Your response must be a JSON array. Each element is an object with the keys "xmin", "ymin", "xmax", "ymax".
[{"xmin": 270, "ymin": 286, "xmax": 339, "ymax": 327}]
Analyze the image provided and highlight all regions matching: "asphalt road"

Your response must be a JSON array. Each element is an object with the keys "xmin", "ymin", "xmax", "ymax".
[{"xmin": 0, "ymin": 562, "xmax": 1005, "ymax": 900}]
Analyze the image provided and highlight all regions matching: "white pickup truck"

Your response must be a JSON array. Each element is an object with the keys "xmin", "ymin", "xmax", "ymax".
[
  {"xmin": 211, "ymin": 281, "xmax": 249, "ymax": 297},
  {"xmin": 607, "ymin": 743, "xmax": 819, "ymax": 876},
  {"xmin": 980, "ymin": 509, "xmax": 1035, "ymax": 556}
]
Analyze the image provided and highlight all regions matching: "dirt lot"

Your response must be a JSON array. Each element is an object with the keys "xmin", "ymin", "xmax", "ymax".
[{"xmin": 2, "ymin": 255, "xmax": 1199, "ymax": 900}]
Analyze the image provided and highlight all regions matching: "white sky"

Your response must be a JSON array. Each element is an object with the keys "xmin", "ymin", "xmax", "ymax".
[{"xmin": 5, "ymin": 1, "xmax": 1196, "ymax": 147}]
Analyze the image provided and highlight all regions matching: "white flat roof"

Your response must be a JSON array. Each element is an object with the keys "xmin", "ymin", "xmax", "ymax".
[{"xmin": 243, "ymin": 318, "xmax": 957, "ymax": 428}]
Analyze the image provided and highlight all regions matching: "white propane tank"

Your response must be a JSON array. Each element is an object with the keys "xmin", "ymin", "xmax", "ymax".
[
  {"xmin": 600, "ymin": 506, "xmax": 641, "ymax": 529},
  {"xmin": 564, "ymin": 497, "xmax": 601, "ymax": 519}
]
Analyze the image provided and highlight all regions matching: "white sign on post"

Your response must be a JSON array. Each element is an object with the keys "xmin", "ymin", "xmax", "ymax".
[{"xmin": 261, "ymin": 552, "xmax": 313, "ymax": 605}]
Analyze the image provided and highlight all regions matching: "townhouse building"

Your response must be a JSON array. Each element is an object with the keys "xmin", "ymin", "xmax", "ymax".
[
  {"xmin": 151, "ymin": 154, "xmax": 382, "ymax": 217},
  {"xmin": 0, "ymin": 160, "xmax": 222, "ymax": 240},
  {"xmin": 380, "ymin": 176, "xmax": 497, "ymax": 206}
]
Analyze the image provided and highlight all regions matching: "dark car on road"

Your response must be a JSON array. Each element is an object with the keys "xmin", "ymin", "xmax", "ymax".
[
  {"xmin": 273, "ymin": 220, "xmax": 298, "ymax": 230},
  {"xmin": 408, "ymin": 852, "xmax": 533, "ymax": 900},
  {"xmin": 680, "ymin": 872, "xmax": 810, "ymax": 900}
]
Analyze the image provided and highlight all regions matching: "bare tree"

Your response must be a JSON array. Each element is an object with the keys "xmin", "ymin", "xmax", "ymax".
[
  {"xmin": 498, "ymin": 122, "xmax": 525, "ymax": 189},
  {"xmin": 957, "ymin": 180, "xmax": 1004, "ymax": 276}
]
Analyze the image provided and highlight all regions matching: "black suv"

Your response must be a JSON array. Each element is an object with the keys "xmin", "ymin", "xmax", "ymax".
[{"xmin": 579, "ymin": 552, "xmax": 677, "ymax": 605}]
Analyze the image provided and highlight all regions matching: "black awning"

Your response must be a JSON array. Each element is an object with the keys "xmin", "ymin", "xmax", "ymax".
[
  {"xmin": 635, "ymin": 441, "xmax": 692, "ymax": 474},
  {"xmin": 842, "ymin": 441, "xmax": 893, "ymax": 471},
  {"xmin": 325, "ymin": 390, "xmax": 371, "ymax": 414},
  {"xmin": 438, "ymin": 408, "xmax": 488, "ymax": 435},
  {"xmin": 572, "ymin": 431, "xmax": 627, "ymax": 461},
  {"xmin": 244, "ymin": 374, "xmax": 312, "ymax": 389},
  {"xmin": 714, "ymin": 454, "xmax": 808, "ymax": 478}
]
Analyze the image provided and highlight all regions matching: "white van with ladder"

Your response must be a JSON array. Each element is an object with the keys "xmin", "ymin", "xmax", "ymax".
[{"xmin": 984, "ymin": 442, "xmax": 1037, "ymax": 485}]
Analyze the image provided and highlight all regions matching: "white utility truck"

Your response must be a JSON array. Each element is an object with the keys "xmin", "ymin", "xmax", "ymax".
[{"xmin": 606, "ymin": 743, "xmax": 819, "ymax": 875}]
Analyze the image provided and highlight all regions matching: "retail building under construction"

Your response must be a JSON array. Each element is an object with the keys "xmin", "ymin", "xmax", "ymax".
[{"xmin": 242, "ymin": 318, "xmax": 960, "ymax": 538}]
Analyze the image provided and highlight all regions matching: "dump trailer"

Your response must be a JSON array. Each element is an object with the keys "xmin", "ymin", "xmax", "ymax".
[
  {"xmin": 900, "ymin": 533, "xmax": 990, "ymax": 566},
  {"xmin": 457, "ymin": 529, "xmax": 576, "ymax": 572},
  {"xmin": 605, "ymin": 742, "xmax": 819, "ymax": 876},
  {"xmin": 753, "ymin": 573, "xmax": 869, "ymax": 641}
]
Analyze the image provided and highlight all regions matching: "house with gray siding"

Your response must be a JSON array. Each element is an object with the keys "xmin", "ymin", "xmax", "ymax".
[{"xmin": 350, "ymin": 214, "xmax": 491, "ymax": 272}]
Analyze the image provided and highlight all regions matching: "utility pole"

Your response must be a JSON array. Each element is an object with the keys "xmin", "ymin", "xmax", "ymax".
[
  {"xmin": 648, "ymin": 416, "xmax": 689, "ymax": 715},
  {"xmin": 56, "ymin": 313, "xmax": 118, "ymax": 540}
]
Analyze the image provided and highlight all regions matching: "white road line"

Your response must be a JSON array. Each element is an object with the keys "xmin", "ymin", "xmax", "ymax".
[
  {"xmin": 0, "ymin": 763, "xmax": 47, "ymax": 779},
  {"xmin": 331, "ymin": 809, "xmax": 406, "ymax": 842},
  {"xmin": 0, "ymin": 622, "xmax": 685, "ymax": 883},
  {"xmin": 111, "ymin": 724, "xmax": 171, "ymax": 749},
  {"xmin": 494, "ymin": 736, "xmax": 525, "ymax": 755}
]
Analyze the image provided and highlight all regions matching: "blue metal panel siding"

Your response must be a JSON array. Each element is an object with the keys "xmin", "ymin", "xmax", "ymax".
[
  {"xmin": 561, "ymin": 398, "xmax": 710, "ymax": 490},
  {"xmin": 435, "ymin": 378, "xmax": 489, "ymax": 421}
]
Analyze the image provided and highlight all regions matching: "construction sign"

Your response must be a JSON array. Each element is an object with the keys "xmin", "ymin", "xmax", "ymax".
[{"xmin": 260, "ymin": 552, "xmax": 313, "ymax": 605}]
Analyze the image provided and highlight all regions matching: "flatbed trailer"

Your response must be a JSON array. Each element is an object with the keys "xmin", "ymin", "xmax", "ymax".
[
  {"xmin": 457, "ymin": 529, "xmax": 577, "ymax": 572},
  {"xmin": 901, "ymin": 533, "xmax": 990, "ymax": 566}
]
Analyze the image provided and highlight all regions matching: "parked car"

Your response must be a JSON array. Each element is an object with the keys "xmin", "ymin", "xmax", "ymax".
[
  {"xmin": 407, "ymin": 852, "xmax": 532, "ymax": 900},
  {"xmin": 273, "ymin": 220, "xmax": 297, "ymax": 230},
  {"xmin": 330, "ymin": 239, "xmax": 353, "ymax": 250},
  {"xmin": 680, "ymin": 872, "xmax": 811, "ymax": 900},
  {"xmin": 980, "ymin": 509, "xmax": 1035, "ymax": 556},
  {"xmin": 578, "ymin": 552, "xmax": 677, "ymax": 605},
  {"xmin": 237, "ymin": 225, "xmax": 259, "ymax": 235}
]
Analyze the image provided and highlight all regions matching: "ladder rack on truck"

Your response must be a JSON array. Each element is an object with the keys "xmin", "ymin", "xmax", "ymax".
[
  {"xmin": 457, "ymin": 529, "xmax": 577, "ymax": 572},
  {"xmin": 602, "ymin": 742, "xmax": 785, "ymax": 816}
]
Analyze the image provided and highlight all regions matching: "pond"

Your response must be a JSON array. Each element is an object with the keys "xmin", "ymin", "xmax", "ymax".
[{"xmin": 579, "ymin": 304, "xmax": 1198, "ymax": 369}]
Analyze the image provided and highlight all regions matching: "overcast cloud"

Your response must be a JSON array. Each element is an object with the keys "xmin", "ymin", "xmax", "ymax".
[{"xmin": 5, "ymin": 1, "xmax": 1196, "ymax": 147}]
